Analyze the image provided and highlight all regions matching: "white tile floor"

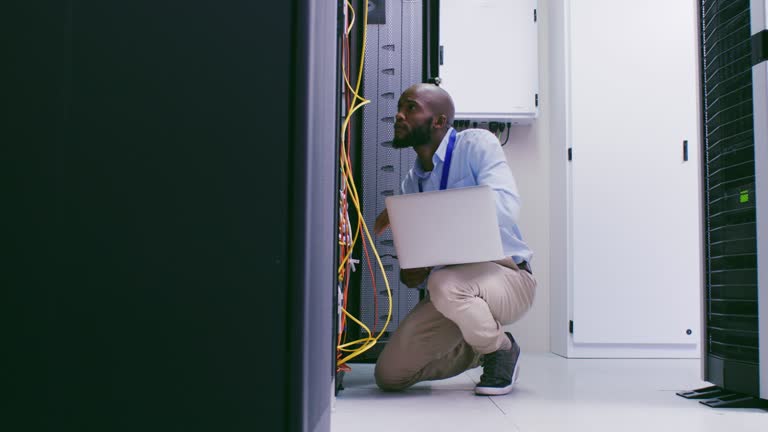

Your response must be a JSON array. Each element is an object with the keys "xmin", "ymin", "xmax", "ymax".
[{"xmin": 331, "ymin": 353, "xmax": 768, "ymax": 432}]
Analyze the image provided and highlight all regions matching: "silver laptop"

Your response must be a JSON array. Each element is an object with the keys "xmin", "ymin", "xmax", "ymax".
[{"xmin": 385, "ymin": 185, "xmax": 505, "ymax": 269}]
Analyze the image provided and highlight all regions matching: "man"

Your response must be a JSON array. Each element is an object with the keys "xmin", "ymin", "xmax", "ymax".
[{"xmin": 373, "ymin": 83, "xmax": 536, "ymax": 396}]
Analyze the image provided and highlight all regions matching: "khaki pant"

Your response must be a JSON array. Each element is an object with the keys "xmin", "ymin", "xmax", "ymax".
[{"xmin": 374, "ymin": 258, "xmax": 536, "ymax": 391}]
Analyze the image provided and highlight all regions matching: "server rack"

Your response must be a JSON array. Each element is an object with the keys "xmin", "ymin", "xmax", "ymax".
[
  {"xmin": 679, "ymin": 0, "xmax": 767, "ymax": 408},
  {"xmin": 750, "ymin": 0, "xmax": 768, "ymax": 402}
]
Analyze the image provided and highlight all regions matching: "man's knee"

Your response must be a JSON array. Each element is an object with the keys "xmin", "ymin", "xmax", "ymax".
[
  {"xmin": 374, "ymin": 360, "xmax": 411, "ymax": 392},
  {"xmin": 427, "ymin": 270, "xmax": 462, "ymax": 310}
]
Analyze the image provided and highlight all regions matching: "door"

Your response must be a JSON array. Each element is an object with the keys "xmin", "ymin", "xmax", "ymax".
[{"xmin": 570, "ymin": 0, "xmax": 702, "ymax": 345}]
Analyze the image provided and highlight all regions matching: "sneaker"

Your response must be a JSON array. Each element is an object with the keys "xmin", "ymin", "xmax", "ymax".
[{"xmin": 474, "ymin": 332, "xmax": 520, "ymax": 396}]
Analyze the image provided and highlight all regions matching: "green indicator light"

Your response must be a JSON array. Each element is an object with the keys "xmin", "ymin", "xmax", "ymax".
[{"xmin": 740, "ymin": 190, "xmax": 749, "ymax": 203}]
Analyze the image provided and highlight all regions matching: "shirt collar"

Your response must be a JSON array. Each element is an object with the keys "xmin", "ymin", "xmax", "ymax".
[{"xmin": 413, "ymin": 128, "xmax": 455, "ymax": 178}]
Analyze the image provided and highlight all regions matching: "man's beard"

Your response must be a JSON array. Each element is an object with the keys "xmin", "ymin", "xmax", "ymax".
[{"xmin": 392, "ymin": 117, "xmax": 432, "ymax": 149}]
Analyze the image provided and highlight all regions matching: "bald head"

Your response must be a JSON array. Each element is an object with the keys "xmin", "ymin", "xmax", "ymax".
[
  {"xmin": 393, "ymin": 83, "xmax": 456, "ymax": 151},
  {"xmin": 403, "ymin": 83, "xmax": 455, "ymax": 129}
]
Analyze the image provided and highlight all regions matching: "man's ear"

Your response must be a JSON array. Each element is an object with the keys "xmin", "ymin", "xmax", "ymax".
[{"xmin": 434, "ymin": 115, "xmax": 447, "ymax": 129}]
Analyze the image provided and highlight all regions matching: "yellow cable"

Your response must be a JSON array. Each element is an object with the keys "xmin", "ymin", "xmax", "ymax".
[
  {"xmin": 345, "ymin": 1, "xmax": 356, "ymax": 37},
  {"xmin": 339, "ymin": 308, "xmax": 374, "ymax": 346},
  {"xmin": 342, "ymin": 2, "xmax": 366, "ymax": 105},
  {"xmin": 342, "ymin": 68, "xmax": 366, "ymax": 105},
  {"xmin": 336, "ymin": 101, "xmax": 369, "ymax": 276},
  {"xmin": 349, "ymin": 2, "xmax": 367, "ymax": 107}
]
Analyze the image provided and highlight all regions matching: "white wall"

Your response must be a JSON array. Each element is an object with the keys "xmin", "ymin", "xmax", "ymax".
[{"xmin": 503, "ymin": 0, "xmax": 552, "ymax": 353}]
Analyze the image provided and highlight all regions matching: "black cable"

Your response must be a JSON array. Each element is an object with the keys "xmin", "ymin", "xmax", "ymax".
[{"xmin": 501, "ymin": 124, "xmax": 511, "ymax": 146}]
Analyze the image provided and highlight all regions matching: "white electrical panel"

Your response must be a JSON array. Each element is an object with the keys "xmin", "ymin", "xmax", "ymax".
[{"xmin": 438, "ymin": 0, "xmax": 539, "ymax": 124}]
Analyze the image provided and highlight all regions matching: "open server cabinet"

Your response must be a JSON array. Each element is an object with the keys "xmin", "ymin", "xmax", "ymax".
[
  {"xmin": 343, "ymin": 0, "xmax": 432, "ymax": 363},
  {"xmin": 679, "ymin": 0, "xmax": 768, "ymax": 408}
]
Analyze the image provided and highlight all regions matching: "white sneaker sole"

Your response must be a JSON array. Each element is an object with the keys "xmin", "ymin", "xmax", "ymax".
[{"xmin": 474, "ymin": 361, "xmax": 520, "ymax": 396}]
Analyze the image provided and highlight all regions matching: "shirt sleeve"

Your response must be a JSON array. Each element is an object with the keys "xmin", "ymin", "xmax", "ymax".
[{"xmin": 468, "ymin": 131, "xmax": 522, "ymax": 228}]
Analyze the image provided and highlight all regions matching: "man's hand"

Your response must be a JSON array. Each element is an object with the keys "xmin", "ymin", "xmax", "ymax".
[
  {"xmin": 374, "ymin": 209, "xmax": 390, "ymax": 235},
  {"xmin": 400, "ymin": 267, "xmax": 431, "ymax": 288}
]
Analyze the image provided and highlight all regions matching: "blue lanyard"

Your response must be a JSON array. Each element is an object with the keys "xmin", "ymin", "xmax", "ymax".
[{"xmin": 418, "ymin": 128, "xmax": 457, "ymax": 193}]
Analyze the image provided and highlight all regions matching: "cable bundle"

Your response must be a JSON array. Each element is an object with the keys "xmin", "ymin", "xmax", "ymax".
[{"xmin": 336, "ymin": 1, "xmax": 393, "ymax": 369}]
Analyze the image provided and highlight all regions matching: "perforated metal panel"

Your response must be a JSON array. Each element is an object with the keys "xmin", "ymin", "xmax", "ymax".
[
  {"xmin": 359, "ymin": 0, "xmax": 423, "ymax": 339},
  {"xmin": 701, "ymin": 0, "xmax": 761, "ymax": 395}
]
